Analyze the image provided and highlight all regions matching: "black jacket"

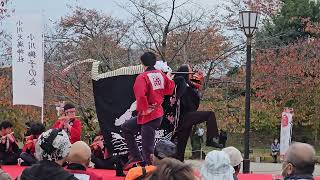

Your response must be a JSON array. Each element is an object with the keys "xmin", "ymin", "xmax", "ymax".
[
  {"xmin": 179, "ymin": 86, "xmax": 200, "ymax": 115},
  {"xmin": 284, "ymin": 174, "xmax": 314, "ymax": 180},
  {"xmin": 20, "ymin": 160, "xmax": 78, "ymax": 180}
]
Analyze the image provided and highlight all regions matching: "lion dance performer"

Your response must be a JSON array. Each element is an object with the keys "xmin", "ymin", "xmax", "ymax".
[
  {"xmin": 121, "ymin": 52, "xmax": 175, "ymax": 169},
  {"xmin": 162, "ymin": 64, "xmax": 222, "ymax": 162}
]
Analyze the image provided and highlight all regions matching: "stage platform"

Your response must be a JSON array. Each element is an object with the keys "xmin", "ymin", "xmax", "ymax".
[{"xmin": 2, "ymin": 165, "xmax": 320, "ymax": 180}]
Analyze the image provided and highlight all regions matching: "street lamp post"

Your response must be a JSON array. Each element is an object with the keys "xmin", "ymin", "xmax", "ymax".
[{"xmin": 239, "ymin": 10, "xmax": 259, "ymax": 174}]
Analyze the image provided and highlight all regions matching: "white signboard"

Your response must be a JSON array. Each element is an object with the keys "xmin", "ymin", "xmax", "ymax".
[{"xmin": 12, "ymin": 14, "xmax": 43, "ymax": 107}]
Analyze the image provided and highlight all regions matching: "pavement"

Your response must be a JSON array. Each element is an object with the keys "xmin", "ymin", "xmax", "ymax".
[{"xmin": 185, "ymin": 160, "xmax": 320, "ymax": 176}]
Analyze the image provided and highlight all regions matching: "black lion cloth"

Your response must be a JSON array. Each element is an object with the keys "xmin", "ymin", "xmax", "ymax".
[{"xmin": 91, "ymin": 62, "xmax": 179, "ymax": 156}]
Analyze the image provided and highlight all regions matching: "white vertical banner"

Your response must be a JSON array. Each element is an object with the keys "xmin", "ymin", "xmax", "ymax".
[
  {"xmin": 12, "ymin": 14, "xmax": 44, "ymax": 107},
  {"xmin": 280, "ymin": 108, "xmax": 293, "ymax": 158}
]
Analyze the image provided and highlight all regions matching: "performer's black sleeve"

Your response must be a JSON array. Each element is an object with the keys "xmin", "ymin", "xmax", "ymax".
[{"xmin": 173, "ymin": 76, "xmax": 187, "ymax": 98}]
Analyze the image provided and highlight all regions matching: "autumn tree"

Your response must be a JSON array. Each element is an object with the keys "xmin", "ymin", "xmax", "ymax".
[
  {"xmin": 166, "ymin": 25, "xmax": 231, "ymax": 69},
  {"xmin": 253, "ymin": 38, "xmax": 320, "ymax": 143},
  {"xmin": 121, "ymin": 0, "xmax": 210, "ymax": 62},
  {"xmin": 43, "ymin": 7, "xmax": 133, "ymax": 132}
]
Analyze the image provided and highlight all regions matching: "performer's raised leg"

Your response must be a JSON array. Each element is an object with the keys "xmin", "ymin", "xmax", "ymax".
[{"xmin": 174, "ymin": 111, "xmax": 220, "ymax": 162}]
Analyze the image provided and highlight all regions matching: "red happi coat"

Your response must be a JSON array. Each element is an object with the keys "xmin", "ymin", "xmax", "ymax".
[
  {"xmin": 134, "ymin": 68, "xmax": 175, "ymax": 124},
  {"xmin": 22, "ymin": 135, "xmax": 36, "ymax": 155},
  {"xmin": 53, "ymin": 118, "xmax": 82, "ymax": 144}
]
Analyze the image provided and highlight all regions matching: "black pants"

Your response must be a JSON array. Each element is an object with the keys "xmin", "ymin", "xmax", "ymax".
[
  {"xmin": 0, "ymin": 151, "xmax": 20, "ymax": 165},
  {"xmin": 91, "ymin": 155, "xmax": 115, "ymax": 169},
  {"xmin": 20, "ymin": 152, "xmax": 37, "ymax": 166},
  {"xmin": 271, "ymin": 152, "xmax": 279, "ymax": 163},
  {"xmin": 174, "ymin": 111, "xmax": 219, "ymax": 161},
  {"xmin": 122, "ymin": 117, "xmax": 162, "ymax": 165},
  {"xmin": 91, "ymin": 155, "xmax": 125, "ymax": 176}
]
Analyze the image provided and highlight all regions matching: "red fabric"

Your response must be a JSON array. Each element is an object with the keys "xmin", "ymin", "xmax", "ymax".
[
  {"xmin": 133, "ymin": 69, "xmax": 175, "ymax": 124},
  {"xmin": 3, "ymin": 165, "xmax": 320, "ymax": 180},
  {"xmin": 53, "ymin": 118, "xmax": 82, "ymax": 144},
  {"xmin": 67, "ymin": 169, "xmax": 103, "ymax": 180},
  {"xmin": 2, "ymin": 165, "xmax": 125, "ymax": 180},
  {"xmin": 22, "ymin": 135, "xmax": 36, "ymax": 154}
]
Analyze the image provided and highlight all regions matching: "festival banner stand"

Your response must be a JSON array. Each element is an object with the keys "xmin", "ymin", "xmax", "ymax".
[
  {"xmin": 280, "ymin": 107, "xmax": 294, "ymax": 160},
  {"xmin": 12, "ymin": 13, "xmax": 44, "ymax": 123}
]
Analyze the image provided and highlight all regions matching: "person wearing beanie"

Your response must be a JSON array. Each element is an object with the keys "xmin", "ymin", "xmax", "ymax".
[
  {"xmin": 152, "ymin": 139, "xmax": 176, "ymax": 165},
  {"xmin": 222, "ymin": 146, "xmax": 243, "ymax": 180},
  {"xmin": 19, "ymin": 129, "xmax": 77, "ymax": 180},
  {"xmin": 125, "ymin": 140, "xmax": 177, "ymax": 180},
  {"xmin": 122, "ymin": 52, "xmax": 175, "ymax": 169},
  {"xmin": 200, "ymin": 150, "xmax": 234, "ymax": 180},
  {"xmin": 66, "ymin": 141, "xmax": 102, "ymax": 180},
  {"xmin": 19, "ymin": 122, "xmax": 45, "ymax": 166},
  {"xmin": 53, "ymin": 103, "xmax": 82, "ymax": 144}
]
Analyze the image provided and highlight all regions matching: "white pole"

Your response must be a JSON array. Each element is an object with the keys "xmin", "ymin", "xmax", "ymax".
[
  {"xmin": 41, "ymin": 106, "xmax": 44, "ymax": 124},
  {"xmin": 41, "ymin": 9, "xmax": 45, "ymax": 124}
]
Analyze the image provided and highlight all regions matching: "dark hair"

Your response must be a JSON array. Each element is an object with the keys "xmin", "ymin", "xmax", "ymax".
[
  {"xmin": 64, "ymin": 103, "xmax": 75, "ymax": 111},
  {"xmin": 175, "ymin": 64, "xmax": 197, "ymax": 89},
  {"xmin": 30, "ymin": 123, "xmax": 45, "ymax": 136},
  {"xmin": 175, "ymin": 64, "xmax": 190, "ymax": 81},
  {"xmin": 140, "ymin": 52, "xmax": 157, "ymax": 67},
  {"xmin": 25, "ymin": 121, "xmax": 33, "ymax": 136},
  {"xmin": 0, "ymin": 121, "xmax": 13, "ymax": 129},
  {"xmin": 149, "ymin": 158, "xmax": 195, "ymax": 180},
  {"xmin": 25, "ymin": 121, "xmax": 32, "ymax": 128}
]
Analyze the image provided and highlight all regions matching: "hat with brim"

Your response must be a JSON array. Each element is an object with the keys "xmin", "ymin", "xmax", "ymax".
[{"xmin": 200, "ymin": 150, "xmax": 235, "ymax": 180}]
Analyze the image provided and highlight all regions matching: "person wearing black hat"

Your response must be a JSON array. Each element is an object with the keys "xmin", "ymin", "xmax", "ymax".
[{"xmin": 53, "ymin": 103, "xmax": 82, "ymax": 144}]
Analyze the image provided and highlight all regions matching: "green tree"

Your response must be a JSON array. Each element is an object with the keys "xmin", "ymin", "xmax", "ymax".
[{"xmin": 256, "ymin": 0, "xmax": 320, "ymax": 48}]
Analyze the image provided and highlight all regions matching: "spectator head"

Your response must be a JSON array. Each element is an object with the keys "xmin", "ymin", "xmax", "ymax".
[
  {"xmin": 67, "ymin": 141, "xmax": 91, "ymax": 167},
  {"xmin": 24, "ymin": 121, "xmax": 33, "ymax": 136},
  {"xmin": 0, "ymin": 121, "xmax": 13, "ymax": 135},
  {"xmin": 282, "ymin": 142, "xmax": 316, "ymax": 178},
  {"xmin": 200, "ymin": 150, "xmax": 234, "ymax": 180},
  {"xmin": 274, "ymin": 138, "xmax": 279, "ymax": 144},
  {"xmin": 140, "ymin": 52, "xmax": 157, "ymax": 68},
  {"xmin": 222, "ymin": 146, "xmax": 243, "ymax": 176},
  {"xmin": 30, "ymin": 122, "xmax": 45, "ymax": 138},
  {"xmin": 149, "ymin": 158, "xmax": 195, "ymax": 180},
  {"xmin": 64, "ymin": 103, "xmax": 76, "ymax": 118},
  {"xmin": 152, "ymin": 140, "xmax": 176, "ymax": 165},
  {"xmin": 176, "ymin": 64, "xmax": 192, "ymax": 81},
  {"xmin": 35, "ymin": 129, "xmax": 71, "ymax": 165}
]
